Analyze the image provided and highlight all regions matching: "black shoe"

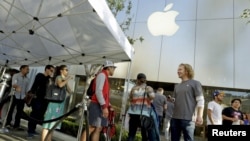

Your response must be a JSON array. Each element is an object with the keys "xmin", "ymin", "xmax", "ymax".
[
  {"xmin": 27, "ymin": 133, "xmax": 34, "ymax": 139},
  {"xmin": 13, "ymin": 127, "xmax": 24, "ymax": 131},
  {"xmin": 28, "ymin": 131, "xmax": 39, "ymax": 136},
  {"xmin": 5, "ymin": 124, "xmax": 12, "ymax": 129}
]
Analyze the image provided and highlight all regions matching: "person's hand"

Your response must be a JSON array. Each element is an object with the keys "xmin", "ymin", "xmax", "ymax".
[
  {"xmin": 102, "ymin": 108, "xmax": 109, "ymax": 118},
  {"xmin": 14, "ymin": 85, "xmax": 21, "ymax": 92},
  {"xmin": 240, "ymin": 120, "xmax": 244, "ymax": 125},
  {"xmin": 195, "ymin": 116, "xmax": 203, "ymax": 125},
  {"xmin": 231, "ymin": 117, "xmax": 238, "ymax": 122},
  {"xmin": 109, "ymin": 107, "xmax": 114, "ymax": 111}
]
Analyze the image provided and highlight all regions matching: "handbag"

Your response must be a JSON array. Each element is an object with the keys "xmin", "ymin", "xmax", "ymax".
[
  {"xmin": 140, "ymin": 85, "xmax": 154, "ymax": 129},
  {"xmin": 45, "ymin": 84, "xmax": 66, "ymax": 103},
  {"xmin": 141, "ymin": 114, "xmax": 154, "ymax": 129}
]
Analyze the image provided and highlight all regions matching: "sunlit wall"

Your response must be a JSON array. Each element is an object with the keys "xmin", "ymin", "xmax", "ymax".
[{"xmin": 113, "ymin": 0, "xmax": 250, "ymax": 90}]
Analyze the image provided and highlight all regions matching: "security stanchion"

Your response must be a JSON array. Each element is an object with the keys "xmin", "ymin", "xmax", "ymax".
[
  {"xmin": 0, "ymin": 74, "xmax": 12, "ymax": 134},
  {"xmin": 76, "ymin": 95, "xmax": 89, "ymax": 141},
  {"xmin": 0, "ymin": 91, "xmax": 14, "ymax": 133}
]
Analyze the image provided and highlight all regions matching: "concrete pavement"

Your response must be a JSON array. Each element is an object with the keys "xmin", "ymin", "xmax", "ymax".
[
  {"xmin": 0, "ymin": 119, "xmax": 75, "ymax": 141},
  {"xmin": 0, "ymin": 119, "xmax": 207, "ymax": 141}
]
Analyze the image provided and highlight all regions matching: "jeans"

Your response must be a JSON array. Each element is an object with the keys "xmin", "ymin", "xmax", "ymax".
[
  {"xmin": 170, "ymin": 118, "xmax": 195, "ymax": 141},
  {"xmin": 157, "ymin": 115, "xmax": 163, "ymax": 130}
]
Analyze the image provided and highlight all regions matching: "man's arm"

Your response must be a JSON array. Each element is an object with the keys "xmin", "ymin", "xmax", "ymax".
[
  {"xmin": 196, "ymin": 95, "xmax": 204, "ymax": 125},
  {"xmin": 11, "ymin": 74, "xmax": 21, "ymax": 92},
  {"xmin": 222, "ymin": 115, "xmax": 235, "ymax": 121},
  {"xmin": 207, "ymin": 109, "xmax": 214, "ymax": 125},
  {"xmin": 222, "ymin": 109, "xmax": 237, "ymax": 122},
  {"xmin": 95, "ymin": 73, "xmax": 106, "ymax": 107}
]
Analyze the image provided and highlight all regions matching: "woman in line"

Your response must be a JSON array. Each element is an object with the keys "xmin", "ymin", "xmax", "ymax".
[
  {"xmin": 126, "ymin": 73, "xmax": 155, "ymax": 141},
  {"xmin": 41, "ymin": 65, "xmax": 73, "ymax": 141}
]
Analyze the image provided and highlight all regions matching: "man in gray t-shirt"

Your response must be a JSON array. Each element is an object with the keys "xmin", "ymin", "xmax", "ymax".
[
  {"xmin": 171, "ymin": 63, "xmax": 204, "ymax": 141},
  {"xmin": 152, "ymin": 88, "xmax": 167, "ymax": 131}
]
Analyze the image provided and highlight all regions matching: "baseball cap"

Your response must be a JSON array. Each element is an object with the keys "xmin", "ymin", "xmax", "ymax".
[
  {"xmin": 103, "ymin": 60, "xmax": 117, "ymax": 68},
  {"xmin": 137, "ymin": 73, "xmax": 146, "ymax": 79},
  {"xmin": 213, "ymin": 90, "xmax": 224, "ymax": 96}
]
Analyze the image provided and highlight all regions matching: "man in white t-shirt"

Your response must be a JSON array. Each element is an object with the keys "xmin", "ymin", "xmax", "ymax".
[{"xmin": 207, "ymin": 90, "xmax": 225, "ymax": 125}]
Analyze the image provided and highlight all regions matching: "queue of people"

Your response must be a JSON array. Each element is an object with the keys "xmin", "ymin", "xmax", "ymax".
[
  {"xmin": 54, "ymin": 62, "xmax": 250, "ymax": 140},
  {"xmin": 0, "ymin": 64, "xmax": 73, "ymax": 141},
  {"xmin": 123, "ymin": 63, "xmax": 249, "ymax": 141},
  {"xmin": 0, "ymin": 62, "xmax": 249, "ymax": 141}
]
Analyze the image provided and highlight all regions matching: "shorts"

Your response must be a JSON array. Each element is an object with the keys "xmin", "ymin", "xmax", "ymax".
[{"xmin": 88, "ymin": 102, "xmax": 108, "ymax": 127}]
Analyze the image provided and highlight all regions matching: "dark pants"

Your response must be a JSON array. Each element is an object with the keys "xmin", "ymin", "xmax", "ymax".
[
  {"xmin": 157, "ymin": 115, "xmax": 163, "ymax": 130},
  {"xmin": 6, "ymin": 97, "xmax": 25, "ymax": 128},
  {"xmin": 28, "ymin": 98, "xmax": 48, "ymax": 133},
  {"xmin": 170, "ymin": 118, "xmax": 195, "ymax": 141},
  {"xmin": 127, "ymin": 114, "xmax": 148, "ymax": 141}
]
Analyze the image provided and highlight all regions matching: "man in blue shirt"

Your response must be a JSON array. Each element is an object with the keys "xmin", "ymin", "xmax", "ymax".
[{"xmin": 6, "ymin": 65, "xmax": 30, "ymax": 130}]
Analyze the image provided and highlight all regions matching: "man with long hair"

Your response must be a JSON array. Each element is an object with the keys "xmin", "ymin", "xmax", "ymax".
[{"xmin": 171, "ymin": 63, "xmax": 204, "ymax": 141}]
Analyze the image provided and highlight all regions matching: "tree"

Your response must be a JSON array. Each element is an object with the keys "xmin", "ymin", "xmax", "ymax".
[
  {"xmin": 240, "ymin": 8, "xmax": 250, "ymax": 24},
  {"xmin": 107, "ymin": 0, "xmax": 144, "ymax": 44},
  {"xmin": 83, "ymin": 0, "xmax": 143, "ymax": 94}
]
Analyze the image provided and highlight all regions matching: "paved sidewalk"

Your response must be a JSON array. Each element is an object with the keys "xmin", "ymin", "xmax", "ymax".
[
  {"xmin": 0, "ymin": 119, "xmax": 75, "ymax": 141},
  {"xmin": 0, "ymin": 119, "xmax": 207, "ymax": 141}
]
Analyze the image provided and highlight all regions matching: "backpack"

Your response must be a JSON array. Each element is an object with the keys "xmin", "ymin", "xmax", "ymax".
[{"xmin": 86, "ymin": 78, "xmax": 95, "ymax": 98}]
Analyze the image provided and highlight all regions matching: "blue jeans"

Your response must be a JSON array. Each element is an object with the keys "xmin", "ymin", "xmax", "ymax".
[
  {"xmin": 157, "ymin": 115, "xmax": 162, "ymax": 130},
  {"xmin": 170, "ymin": 118, "xmax": 195, "ymax": 141}
]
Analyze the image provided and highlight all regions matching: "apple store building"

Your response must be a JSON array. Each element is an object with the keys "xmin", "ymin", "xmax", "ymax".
[{"xmin": 111, "ymin": 0, "xmax": 250, "ymax": 125}]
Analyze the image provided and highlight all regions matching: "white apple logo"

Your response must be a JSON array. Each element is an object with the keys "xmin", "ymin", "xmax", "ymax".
[{"xmin": 147, "ymin": 3, "xmax": 179, "ymax": 36}]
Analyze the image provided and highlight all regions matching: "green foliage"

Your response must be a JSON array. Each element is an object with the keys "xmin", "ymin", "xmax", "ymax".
[
  {"xmin": 58, "ymin": 117, "xmax": 142, "ymax": 141},
  {"xmin": 106, "ymin": 0, "xmax": 144, "ymax": 45},
  {"xmin": 60, "ymin": 118, "xmax": 80, "ymax": 137},
  {"xmin": 240, "ymin": 9, "xmax": 250, "ymax": 24}
]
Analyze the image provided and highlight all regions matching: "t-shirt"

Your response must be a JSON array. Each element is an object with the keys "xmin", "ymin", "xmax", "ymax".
[
  {"xmin": 222, "ymin": 107, "xmax": 243, "ymax": 125},
  {"xmin": 206, "ymin": 101, "xmax": 224, "ymax": 125},
  {"xmin": 152, "ymin": 93, "xmax": 166, "ymax": 116},
  {"xmin": 165, "ymin": 100, "xmax": 174, "ymax": 119},
  {"xmin": 172, "ymin": 79, "xmax": 203, "ymax": 120}
]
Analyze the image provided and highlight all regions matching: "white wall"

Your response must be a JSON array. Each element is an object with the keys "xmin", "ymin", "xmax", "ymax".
[{"xmin": 113, "ymin": 0, "xmax": 250, "ymax": 89}]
